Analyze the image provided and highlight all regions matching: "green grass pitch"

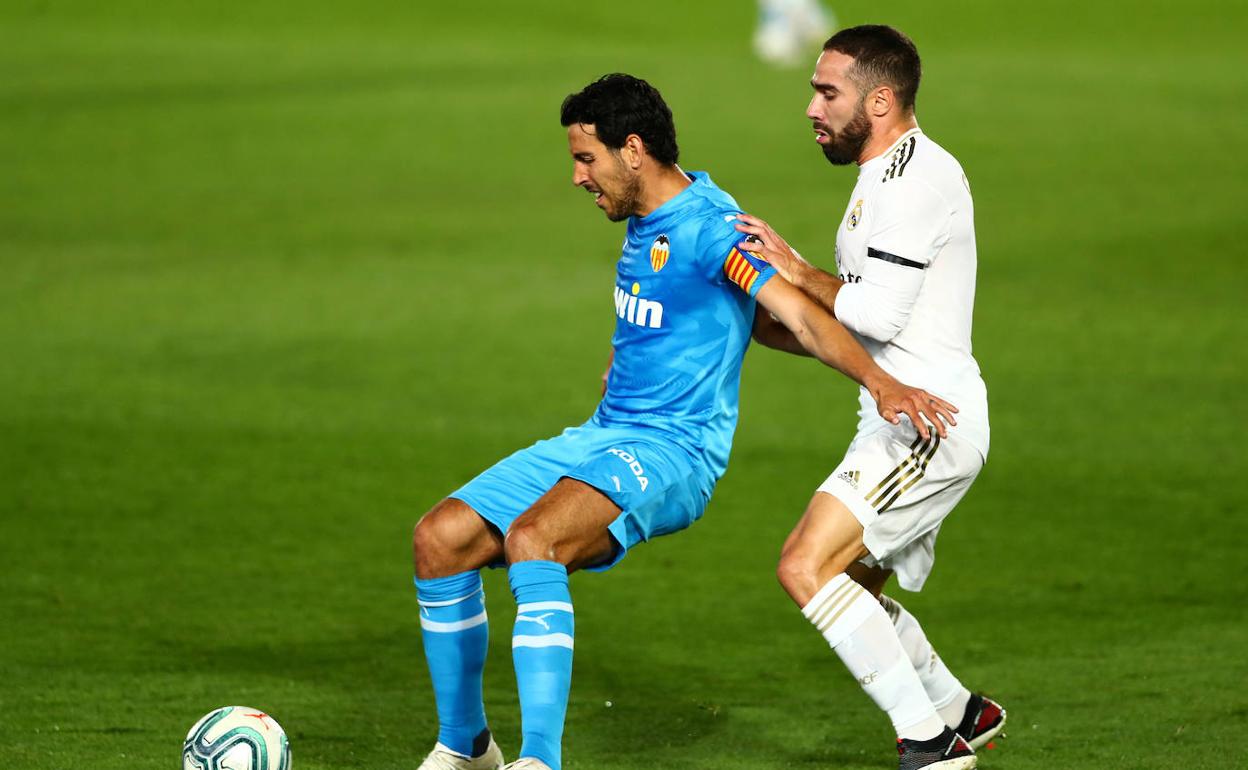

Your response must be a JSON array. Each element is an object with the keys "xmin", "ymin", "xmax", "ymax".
[{"xmin": 2, "ymin": 1, "xmax": 1246, "ymax": 767}]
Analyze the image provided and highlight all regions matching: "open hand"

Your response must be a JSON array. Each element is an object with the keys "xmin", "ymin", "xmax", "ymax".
[
  {"xmin": 874, "ymin": 381, "xmax": 958, "ymax": 440},
  {"xmin": 735, "ymin": 214, "xmax": 811, "ymax": 284}
]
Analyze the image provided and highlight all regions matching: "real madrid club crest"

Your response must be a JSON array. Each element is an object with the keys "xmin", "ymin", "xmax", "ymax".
[
  {"xmin": 650, "ymin": 234, "xmax": 670, "ymax": 272},
  {"xmin": 847, "ymin": 199, "xmax": 863, "ymax": 231}
]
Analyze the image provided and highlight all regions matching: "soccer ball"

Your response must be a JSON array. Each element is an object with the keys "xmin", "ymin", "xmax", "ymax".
[{"xmin": 182, "ymin": 706, "xmax": 291, "ymax": 770}]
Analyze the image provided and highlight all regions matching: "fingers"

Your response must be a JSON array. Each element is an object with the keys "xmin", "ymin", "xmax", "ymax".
[
  {"xmin": 734, "ymin": 217, "xmax": 777, "ymax": 244},
  {"xmin": 932, "ymin": 403, "xmax": 957, "ymax": 428},
  {"xmin": 734, "ymin": 225, "xmax": 770, "ymax": 252},
  {"xmin": 738, "ymin": 237, "xmax": 765, "ymax": 253},
  {"xmin": 738, "ymin": 232, "xmax": 789, "ymax": 260},
  {"xmin": 883, "ymin": 387, "xmax": 962, "ymax": 441},
  {"xmin": 734, "ymin": 216, "xmax": 801, "ymax": 275},
  {"xmin": 919, "ymin": 392, "xmax": 957, "ymax": 435},
  {"xmin": 908, "ymin": 391, "xmax": 960, "ymax": 439},
  {"xmin": 900, "ymin": 393, "xmax": 946, "ymax": 439},
  {"xmin": 902, "ymin": 403, "xmax": 932, "ymax": 441},
  {"xmin": 735, "ymin": 226, "xmax": 770, "ymax": 247},
  {"xmin": 738, "ymin": 238, "xmax": 791, "ymax": 275},
  {"xmin": 918, "ymin": 403, "xmax": 947, "ymax": 438}
]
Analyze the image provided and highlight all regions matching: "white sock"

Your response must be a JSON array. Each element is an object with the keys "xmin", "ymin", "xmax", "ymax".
[
  {"xmin": 802, "ymin": 574, "xmax": 946, "ymax": 741},
  {"xmin": 880, "ymin": 594, "xmax": 972, "ymax": 729}
]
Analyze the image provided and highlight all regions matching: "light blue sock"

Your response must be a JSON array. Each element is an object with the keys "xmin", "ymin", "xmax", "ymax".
[
  {"xmin": 509, "ymin": 560, "xmax": 574, "ymax": 770},
  {"xmin": 415, "ymin": 571, "xmax": 490, "ymax": 757}
]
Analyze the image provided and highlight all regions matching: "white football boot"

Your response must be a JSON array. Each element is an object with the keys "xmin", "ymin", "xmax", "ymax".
[
  {"xmin": 500, "ymin": 759, "xmax": 553, "ymax": 770},
  {"xmin": 418, "ymin": 739, "xmax": 504, "ymax": 770}
]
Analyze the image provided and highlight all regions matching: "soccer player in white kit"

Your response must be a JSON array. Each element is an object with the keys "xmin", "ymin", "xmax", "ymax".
[{"xmin": 735, "ymin": 25, "xmax": 1006, "ymax": 770}]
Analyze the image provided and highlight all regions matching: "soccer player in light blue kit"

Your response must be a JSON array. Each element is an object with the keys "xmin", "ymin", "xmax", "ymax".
[{"xmin": 412, "ymin": 73, "xmax": 957, "ymax": 770}]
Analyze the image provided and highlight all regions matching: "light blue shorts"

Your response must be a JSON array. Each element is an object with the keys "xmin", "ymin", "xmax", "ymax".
[{"xmin": 450, "ymin": 421, "xmax": 714, "ymax": 570}]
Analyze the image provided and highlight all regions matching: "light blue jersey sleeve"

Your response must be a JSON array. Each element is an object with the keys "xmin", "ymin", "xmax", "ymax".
[{"xmin": 695, "ymin": 213, "xmax": 778, "ymax": 298}]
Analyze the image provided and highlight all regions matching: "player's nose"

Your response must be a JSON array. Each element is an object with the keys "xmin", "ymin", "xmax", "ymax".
[{"xmin": 805, "ymin": 95, "xmax": 820, "ymax": 121}]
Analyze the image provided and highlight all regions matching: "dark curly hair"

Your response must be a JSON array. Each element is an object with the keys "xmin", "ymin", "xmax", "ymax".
[{"xmin": 560, "ymin": 73, "xmax": 679, "ymax": 166}]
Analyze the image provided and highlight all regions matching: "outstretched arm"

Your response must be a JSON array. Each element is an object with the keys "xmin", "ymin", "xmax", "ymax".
[
  {"xmin": 754, "ymin": 276, "xmax": 956, "ymax": 439},
  {"xmin": 751, "ymin": 304, "xmax": 812, "ymax": 357}
]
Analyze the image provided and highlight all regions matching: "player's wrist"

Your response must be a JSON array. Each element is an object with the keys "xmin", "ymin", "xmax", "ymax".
[
  {"xmin": 862, "ymin": 368, "xmax": 892, "ymax": 399},
  {"xmin": 791, "ymin": 258, "xmax": 817, "ymax": 290}
]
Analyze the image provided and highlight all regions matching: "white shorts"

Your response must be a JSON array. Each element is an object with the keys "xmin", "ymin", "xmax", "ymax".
[{"xmin": 816, "ymin": 422, "xmax": 984, "ymax": 592}]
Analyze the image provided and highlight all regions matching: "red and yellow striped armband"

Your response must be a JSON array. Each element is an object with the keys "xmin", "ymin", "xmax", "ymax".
[{"xmin": 723, "ymin": 245, "xmax": 772, "ymax": 296}]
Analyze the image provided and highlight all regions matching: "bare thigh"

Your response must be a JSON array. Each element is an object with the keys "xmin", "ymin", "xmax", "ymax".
[{"xmin": 505, "ymin": 477, "xmax": 622, "ymax": 572}]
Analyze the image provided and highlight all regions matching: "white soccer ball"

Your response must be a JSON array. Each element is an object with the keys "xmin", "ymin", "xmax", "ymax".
[{"xmin": 182, "ymin": 706, "xmax": 291, "ymax": 770}]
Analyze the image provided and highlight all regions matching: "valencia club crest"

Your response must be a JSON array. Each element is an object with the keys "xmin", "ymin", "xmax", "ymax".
[{"xmin": 650, "ymin": 235, "xmax": 670, "ymax": 272}]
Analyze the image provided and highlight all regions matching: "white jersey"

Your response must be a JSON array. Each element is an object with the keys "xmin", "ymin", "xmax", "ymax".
[{"xmin": 831, "ymin": 128, "xmax": 989, "ymax": 457}]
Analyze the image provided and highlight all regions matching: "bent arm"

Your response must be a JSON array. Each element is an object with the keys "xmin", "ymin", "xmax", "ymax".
[
  {"xmin": 784, "ymin": 257, "xmax": 922, "ymax": 344},
  {"xmin": 831, "ymin": 255, "xmax": 925, "ymax": 342},
  {"xmin": 830, "ymin": 178, "xmax": 950, "ymax": 341}
]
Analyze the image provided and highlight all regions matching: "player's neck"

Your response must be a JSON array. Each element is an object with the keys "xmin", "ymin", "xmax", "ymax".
[
  {"xmin": 635, "ymin": 165, "xmax": 693, "ymax": 218},
  {"xmin": 857, "ymin": 117, "xmax": 919, "ymax": 166}
]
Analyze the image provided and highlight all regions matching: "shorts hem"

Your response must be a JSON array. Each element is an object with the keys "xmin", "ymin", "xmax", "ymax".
[
  {"xmin": 816, "ymin": 477, "xmax": 883, "ymax": 553},
  {"xmin": 562, "ymin": 470, "xmax": 629, "ymax": 512},
  {"xmin": 447, "ymin": 491, "xmax": 508, "ymax": 536},
  {"xmin": 561, "ymin": 471, "xmax": 631, "ymax": 571}
]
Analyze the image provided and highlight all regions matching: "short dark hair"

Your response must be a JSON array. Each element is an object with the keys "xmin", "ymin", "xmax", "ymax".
[
  {"xmin": 824, "ymin": 25, "xmax": 921, "ymax": 112},
  {"xmin": 560, "ymin": 73, "xmax": 679, "ymax": 166}
]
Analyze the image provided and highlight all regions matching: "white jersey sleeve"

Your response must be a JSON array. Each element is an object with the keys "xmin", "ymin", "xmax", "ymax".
[{"xmin": 834, "ymin": 177, "xmax": 952, "ymax": 342}]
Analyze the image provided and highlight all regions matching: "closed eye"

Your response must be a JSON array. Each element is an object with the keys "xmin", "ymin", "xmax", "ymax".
[{"xmin": 811, "ymin": 81, "xmax": 839, "ymax": 99}]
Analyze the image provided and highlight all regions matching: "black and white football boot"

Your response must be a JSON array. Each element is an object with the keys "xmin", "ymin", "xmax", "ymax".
[{"xmin": 896, "ymin": 727, "xmax": 976, "ymax": 770}]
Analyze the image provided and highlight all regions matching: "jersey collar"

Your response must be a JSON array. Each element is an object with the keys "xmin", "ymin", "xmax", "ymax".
[
  {"xmin": 860, "ymin": 127, "xmax": 923, "ymax": 172},
  {"xmin": 628, "ymin": 171, "xmax": 707, "ymax": 236}
]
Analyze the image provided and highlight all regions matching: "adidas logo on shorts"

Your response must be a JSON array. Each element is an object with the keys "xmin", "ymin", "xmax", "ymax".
[{"xmin": 837, "ymin": 470, "xmax": 861, "ymax": 489}]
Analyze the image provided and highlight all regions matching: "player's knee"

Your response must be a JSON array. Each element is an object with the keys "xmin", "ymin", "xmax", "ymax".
[
  {"xmin": 776, "ymin": 550, "xmax": 821, "ymax": 605},
  {"xmin": 411, "ymin": 516, "xmax": 439, "ymax": 573},
  {"xmin": 412, "ymin": 503, "xmax": 463, "ymax": 576},
  {"xmin": 504, "ymin": 520, "xmax": 558, "ymax": 564}
]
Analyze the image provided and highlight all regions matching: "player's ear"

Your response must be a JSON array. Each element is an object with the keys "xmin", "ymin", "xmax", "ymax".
[
  {"xmin": 869, "ymin": 86, "xmax": 894, "ymax": 118},
  {"xmin": 622, "ymin": 134, "xmax": 645, "ymax": 170}
]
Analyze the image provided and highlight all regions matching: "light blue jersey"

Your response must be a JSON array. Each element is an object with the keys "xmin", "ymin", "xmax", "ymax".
[
  {"xmin": 596, "ymin": 171, "xmax": 776, "ymax": 483},
  {"xmin": 452, "ymin": 171, "xmax": 776, "ymax": 568}
]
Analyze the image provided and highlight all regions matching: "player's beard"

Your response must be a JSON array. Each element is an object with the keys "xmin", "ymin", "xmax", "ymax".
[
  {"xmin": 603, "ymin": 169, "xmax": 643, "ymax": 222},
  {"xmin": 821, "ymin": 97, "xmax": 872, "ymax": 166}
]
